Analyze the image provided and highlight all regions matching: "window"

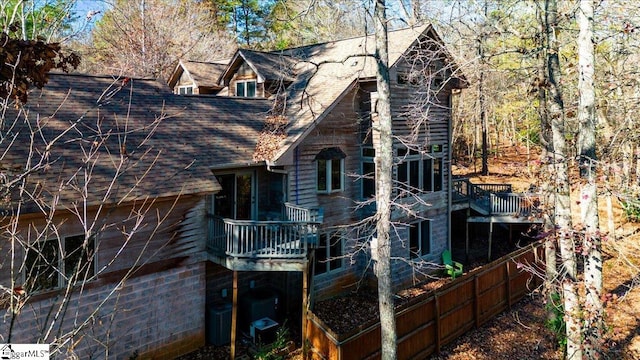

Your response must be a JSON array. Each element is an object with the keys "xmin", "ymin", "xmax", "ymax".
[
  {"xmin": 315, "ymin": 147, "xmax": 346, "ymax": 193},
  {"xmin": 236, "ymin": 80, "xmax": 257, "ymax": 97},
  {"xmin": 397, "ymin": 71, "xmax": 423, "ymax": 85},
  {"xmin": 397, "ymin": 146, "xmax": 443, "ymax": 196},
  {"xmin": 361, "ymin": 147, "xmax": 375, "ymax": 199},
  {"xmin": 409, "ymin": 220, "xmax": 431, "ymax": 258},
  {"xmin": 177, "ymin": 86, "xmax": 194, "ymax": 95},
  {"xmin": 24, "ymin": 234, "xmax": 96, "ymax": 291},
  {"xmin": 314, "ymin": 232, "xmax": 343, "ymax": 275}
]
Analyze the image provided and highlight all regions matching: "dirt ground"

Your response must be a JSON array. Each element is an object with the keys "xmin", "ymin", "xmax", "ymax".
[
  {"xmin": 179, "ymin": 146, "xmax": 640, "ymax": 359},
  {"xmin": 440, "ymin": 146, "xmax": 640, "ymax": 359}
]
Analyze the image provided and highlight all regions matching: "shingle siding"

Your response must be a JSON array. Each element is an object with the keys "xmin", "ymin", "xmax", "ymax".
[{"xmin": 3, "ymin": 262, "xmax": 205, "ymax": 359}]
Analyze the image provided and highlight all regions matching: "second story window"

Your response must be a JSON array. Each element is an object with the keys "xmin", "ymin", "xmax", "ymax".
[
  {"xmin": 236, "ymin": 80, "xmax": 257, "ymax": 97},
  {"xmin": 315, "ymin": 147, "xmax": 346, "ymax": 194},
  {"xmin": 397, "ymin": 145, "xmax": 444, "ymax": 196},
  {"xmin": 24, "ymin": 234, "xmax": 96, "ymax": 292},
  {"xmin": 361, "ymin": 147, "xmax": 375, "ymax": 199}
]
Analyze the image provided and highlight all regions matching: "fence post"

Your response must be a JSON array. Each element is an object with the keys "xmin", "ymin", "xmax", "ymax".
[
  {"xmin": 506, "ymin": 261, "xmax": 512, "ymax": 309},
  {"xmin": 474, "ymin": 276, "xmax": 480, "ymax": 328},
  {"xmin": 435, "ymin": 292, "xmax": 441, "ymax": 353}
]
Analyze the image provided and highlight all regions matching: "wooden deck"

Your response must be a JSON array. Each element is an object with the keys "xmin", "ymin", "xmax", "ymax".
[
  {"xmin": 453, "ymin": 179, "xmax": 542, "ymax": 224},
  {"xmin": 206, "ymin": 203, "xmax": 321, "ymax": 271},
  {"xmin": 452, "ymin": 178, "xmax": 543, "ymax": 261}
]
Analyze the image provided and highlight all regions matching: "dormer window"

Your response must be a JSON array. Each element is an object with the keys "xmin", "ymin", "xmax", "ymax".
[
  {"xmin": 236, "ymin": 80, "xmax": 257, "ymax": 97},
  {"xmin": 177, "ymin": 85, "xmax": 194, "ymax": 95}
]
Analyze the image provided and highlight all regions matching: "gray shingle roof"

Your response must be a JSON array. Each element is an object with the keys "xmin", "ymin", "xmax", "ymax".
[
  {"xmin": 4, "ymin": 73, "xmax": 270, "ymax": 213},
  {"xmin": 168, "ymin": 59, "xmax": 229, "ymax": 89},
  {"xmin": 182, "ymin": 60, "xmax": 228, "ymax": 88},
  {"xmin": 4, "ymin": 25, "xmax": 464, "ymax": 213},
  {"xmin": 222, "ymin": 50, "xmax": 298, "ymax": 84}
]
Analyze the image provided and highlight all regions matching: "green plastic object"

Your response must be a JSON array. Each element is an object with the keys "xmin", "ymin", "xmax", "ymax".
[{"xmin": 442, "ymin": 249, "xmax": 463, "ymax": 279}]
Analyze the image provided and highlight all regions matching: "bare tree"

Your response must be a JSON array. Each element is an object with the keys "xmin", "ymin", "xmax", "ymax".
[
  {"xmin": 576, "ymin": 0, "xmax": 603, "ymax": 357},
  {"xmin": 82, "ymin": 0, "xmax": 236, "ymax": 78},
  {"xmin": 372, "ymin": 0, "xmax": 396, "ymax": 359},
  {"xmin": 541, "ymin": 0, "xmax": 581, "ymax": 358}
]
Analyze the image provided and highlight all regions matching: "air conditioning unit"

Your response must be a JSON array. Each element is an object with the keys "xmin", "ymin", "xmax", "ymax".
[
  {"xmin": 250, "ymin": 317, "xmax": 278, "ymax": 344},
  {"xmin": 207, "ymin": 302, "xmax": 232, "ymax": 346},
  {"xmin": 240, "ymin": 288, "xmax": 279, "ymax": 331}
]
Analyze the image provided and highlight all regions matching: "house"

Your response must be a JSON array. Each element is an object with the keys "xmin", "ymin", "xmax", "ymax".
[{"xmin": 1, "ymin": 24, "xmax": 470, "ymax": 359}]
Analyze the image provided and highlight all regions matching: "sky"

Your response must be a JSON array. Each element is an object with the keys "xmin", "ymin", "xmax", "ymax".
[{"xmin": 71, "ymin": 0, "xmax": 109, "ymax": 32}]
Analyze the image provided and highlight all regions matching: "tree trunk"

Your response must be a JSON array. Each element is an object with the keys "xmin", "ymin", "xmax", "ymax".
[
  {"xmin": 373, "ymin": 1, "xmax": 397, "ymax": 359},
  {"xmin": 577, "ymin": 1, "xmax": 603, "ymax": 357},
  {"xmin": 545, "ymin": 0, "xmax": 582, "ymax": 357},
  {"xmin": 478, "ymin": 4, "xmax": 489, "ymax": 176},
  {"xmin": 535, "ymin": 2, "xmax": 558, "ymax": 314}
]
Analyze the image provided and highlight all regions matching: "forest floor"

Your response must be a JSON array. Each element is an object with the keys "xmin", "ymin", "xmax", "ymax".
[
  {"xmin": 435, "ymin": 145, "xmax": 640, "ymax": 359},
  {"xmin": 178, "ymin": 145, "xmax": 640, "ymax": 359}
]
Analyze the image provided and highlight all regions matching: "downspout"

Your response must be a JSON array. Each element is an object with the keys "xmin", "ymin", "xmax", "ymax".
[
  {"xmin": 295, "ymin": 146, "xmax": 300, "ymax": 205},
  {"xmin": 447, "ymin": 94, "xmax": 453, "ymax": 251}
]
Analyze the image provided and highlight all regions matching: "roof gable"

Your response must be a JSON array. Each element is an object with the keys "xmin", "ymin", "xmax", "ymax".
[
  {"xmin": 168, "ymin": 59, "xmax": 229, "ymax": 90},
  {"xmin": 271, "ymin": 25, "xmax": 440, "ymax": 164},
  {"xmin": 220, "ymin": 49, "xmax": 297, "ymax": 86}
]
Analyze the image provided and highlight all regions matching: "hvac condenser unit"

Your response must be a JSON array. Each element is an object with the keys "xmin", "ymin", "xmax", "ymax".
[{"xmin": 207, "ymin": 302, "xmax": 232, "ymax": 346}]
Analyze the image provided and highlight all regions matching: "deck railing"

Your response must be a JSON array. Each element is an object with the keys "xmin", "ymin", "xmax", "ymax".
[
  {"xmin": 452, "ymin": 178, "xmax": 471, "ymax": 202},
  {"xmin": 452, "ymin": 179, "xmax": 512, "ymax": 203},
  {"xmin": 490, "ymin": 193, "xmax": 539, "ymax": 216},
  {"xmin": 470, "ymin": 183, "xmax": 512, "ymax": 204},
  {"xmin": 207, "ymin": 215, "xmax": 319, "ymax": 259},
  {"xmin": 285, "ymin": 202, "xmax": 324, "ymax": 222},
  {"xmin": 452, "ymin": 178, "xmax": 539, "ymax": 216}
]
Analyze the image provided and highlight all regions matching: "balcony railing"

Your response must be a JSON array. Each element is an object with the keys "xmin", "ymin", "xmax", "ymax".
[
  {"xmin": 207, "ymin": 215, "xmax": 319, "ymax": 260},
  {"xmin": 284, "ymin": 202, "xmax": 324, "ymax": 222},
  {"xmin": 452, "ymin": 178, "xmax": 512, "ymax": 203},
  {"xmin": 490, "ymin": 193, "xmax": 539, "ymax": 216},
  {"xmin": 452, "ymin": 178, "xmax": 539, "ymax": 217}
]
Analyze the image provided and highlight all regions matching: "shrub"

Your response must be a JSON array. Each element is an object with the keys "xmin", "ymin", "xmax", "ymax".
[
  {"xmin": 621, "ymin": 199, "xmax": 640, "ymax": 222},
  {"xmin": 545, "ymin": 292, "xmax": 566, "ymax": 350}
]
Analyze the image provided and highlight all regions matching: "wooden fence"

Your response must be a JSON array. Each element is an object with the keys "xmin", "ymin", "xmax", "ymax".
[{"xmin": 305, "ymin": 242, "xmax": 544, "ymax": 360}]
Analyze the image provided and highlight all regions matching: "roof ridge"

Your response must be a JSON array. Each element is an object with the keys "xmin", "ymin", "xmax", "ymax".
[
  {"xmin": 184, "ymin": 59, "xmax": 229, "ymax": 64},
  {"xmin": 276, "ymin": 24, "xmax": 430, "ymax": 53},
  {"xmin": 49, "ymin": 71, "xmax": 155, "ymax": 81}
]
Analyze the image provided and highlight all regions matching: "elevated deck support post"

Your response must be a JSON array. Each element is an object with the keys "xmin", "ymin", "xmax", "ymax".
[
  {"xmin": 465, "ymin": 208, "xmax": 470, "ymax": 263},
  {"xmin": 230, "ymin": 271, "xmax": 238, "ymax": 360},
  {"xmin": 302, "ymin": 264, "xmax": 309, "ymax": 360},
  {"xmin": 488, "ymin": 220, "xmax": 494, "ymax": 261}
]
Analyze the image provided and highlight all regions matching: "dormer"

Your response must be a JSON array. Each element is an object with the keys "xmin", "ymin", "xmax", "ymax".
[
  {"xmin": 168, "ymin": 59, "xmax": 228, "ymax": 95},
  {"xmin": 220, "ymin": 49, "xmax": 297, "ymax": 99}
]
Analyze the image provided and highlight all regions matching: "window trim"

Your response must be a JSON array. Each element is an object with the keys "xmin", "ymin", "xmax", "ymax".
[
  {"xmin": 235, "ymin": 79, "xmax": 257, "ymax": 97},
  {"xmin": 409, "ymin": 220, "xmax": 432, "ymax": 258},
  {"xmin": 396, "ymin": 146, "xmax": 444, "ymax": 196},
  {"xmin": 316, "ymin": 158, "xmax": 345, "ymax": 194},
  {"xmin": 24, "ymin": 234, "xmax": 97, "ymax": 292},
  {"xmin": 176, "ymin": 85, "xmax": 194, "ymax": 95},
  {"xmin": 361, "ymin": 146, "xmax": 376, "ymax": 199}
]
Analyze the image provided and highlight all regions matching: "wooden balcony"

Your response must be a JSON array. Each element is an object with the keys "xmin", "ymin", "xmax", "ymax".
[
  {"xmin": 452, "ymin": 178, "xmax": 542, "ymax": 223},
  {"xmin": 206, "ymin": 204, "xmax": 322, "ymax": 271},
  {"xmin": 284, "ymin": 202, "xmax": 324, "ymax": 222}
]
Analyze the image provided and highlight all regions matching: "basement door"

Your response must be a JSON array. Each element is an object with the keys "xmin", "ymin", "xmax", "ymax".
[{"xmin": 214, "ymin": 172, "xmax": 255, "ymax": 220}]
